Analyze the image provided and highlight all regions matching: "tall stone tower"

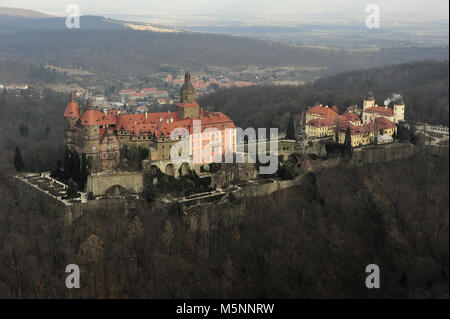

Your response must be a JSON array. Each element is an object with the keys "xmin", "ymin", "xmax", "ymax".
[
  {"xmin": 64, "ymin": 91, "xmax": 80, "ymax": 152},
  {"xmin": 80, "ymin": 98, "xmax": 100, "ymax": 171},
  {"xmin": 363, "ymin": 92, "xmax": 375, "ymax": 111},
  {"xmin": 394, "ymin": 98, "xmax": 405, "ymax": 124},
  {"xmin": 180, "ymin": 72, "xmax": 195, "ymax": 103},
  {"xmin": 177, "ymin": 72, "xmax": 200, "ymax": 119}
]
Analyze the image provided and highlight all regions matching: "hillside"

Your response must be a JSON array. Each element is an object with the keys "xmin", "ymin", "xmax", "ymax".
[
  {"xmin": 0, "ymin": 15, "xmax": 127, "ymax": 33},
  {"xmin": 0, "ymin": 150, "xmax": 447, "ymax": 298},
  {"xmin": 0, "ymin": 7, "xmax": 53, "ymax": 18},
  {"xmin": 0, "ymin": 26, "xmax": 447, "ymax": 78},
  {"xmin": 199, "ymin": 60, "xmax": 449, "ymax": 129}
]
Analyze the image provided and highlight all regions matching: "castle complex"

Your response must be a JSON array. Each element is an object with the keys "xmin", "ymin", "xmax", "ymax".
[
  {"xmin": 305, "ymin": 92, "xmax": 405, "ymax": 147},
  {"xmin": 64, "ymin": 72, "xmax": 237, "ymax": 176}
]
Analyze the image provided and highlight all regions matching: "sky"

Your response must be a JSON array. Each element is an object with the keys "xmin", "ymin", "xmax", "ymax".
[{"xmin": 0, "ymin": 0, "xmax": 448, "ymax": 24}]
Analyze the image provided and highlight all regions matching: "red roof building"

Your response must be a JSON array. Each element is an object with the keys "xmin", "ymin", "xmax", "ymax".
[
  {"xmin": 306, "ymin": 105, "xmax": 339, "ymax": 121},
  {"xmin": 364, "ymin": 106, "xmax": 394, "ymax": 117},
  {"xmin": 65, "ymin": 72, "xmax": 237, "ymax": 174}
]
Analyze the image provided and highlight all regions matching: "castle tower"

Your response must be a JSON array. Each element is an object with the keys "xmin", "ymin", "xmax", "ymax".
[
  {"xmin": 393, "ymin": 99, "xmax": 405, "ymax": 124},
  {"xmin": 177, "ymin": 72, "xmax": 200, "ymax": 119},
  {"xmin": 64, "ymin": 91, "xmax": 80, "ymax": 151},
  {"xmin": 180, "ymin": 72, "xmax": 195, "ymax": 104},
  {"xmin": 80, "ymin": 97, "xmax": 101, "ymax": 171},
  {"xmin": 363, "ymin": 92, "xmax": 375, "ymax": 111}
]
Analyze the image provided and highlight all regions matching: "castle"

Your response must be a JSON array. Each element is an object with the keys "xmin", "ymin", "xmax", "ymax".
[
  {"xmin": 64, "ymin": 72, "xmax": 237, "ymax": 176},
  {"xmin": 305, "ymin": 92, "xmax": 405, "ymax": 146}
]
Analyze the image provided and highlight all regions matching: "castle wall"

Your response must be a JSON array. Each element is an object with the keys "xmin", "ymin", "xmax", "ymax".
[
  {"xmin": 351, "ymin": 143, "xmax": 416, "ymax": 165},
  {"xmin": 87, "ymin": 172, "xmax": 144, "ymax": 196}
]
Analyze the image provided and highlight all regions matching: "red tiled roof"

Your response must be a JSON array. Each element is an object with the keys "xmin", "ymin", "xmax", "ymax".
[
  {"xmin": 114, "ymin": 109, "xmax": 235, "ymax": 138},
  {"xmin": 130, "ymin": 92, "xmax": 146, "ymax": 97},
  {"xmin": 80, "ymin": 109, "xmax": 103, "ymax": 125},
  {"xmin": 336, "ymin": 116, "xmax": 395, "ymax": 135},
  {"xmin": 365, "ymin": 106, "xmax": 393, "ymax": 117},
  {"xmin": 64, "ymin": 101, "xmax": 80, "ymax": 118},
  {"xmin": 176, "ymin": 101, "xmax": 200, "ymax": 109},
  {"xmin": 306, "ymin": 118, "xmax": 337, "ymax": 128},
  {"xmin": 336, "ymin": 117, "xmax": 364, "ymax": 135},
  {"xmin": 346, "ymin": 105, "xmax": 362, "ymax": 113},
  {"xmin": 306, "ymin": 105, "xmax": 339, "ymax": 118},
  {"xmin": 331, "ymin": 105, "xmax": 339, "ymax": 114},
  {"xmin": 341, "ymin": 112, "xmax": 360, "ymax": 123},
  {"xmin": 375, "ymin": 117, "xmax": 396, "ymax": 130}
]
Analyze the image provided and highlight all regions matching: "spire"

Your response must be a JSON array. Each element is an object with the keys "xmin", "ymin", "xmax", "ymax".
[
  {"xmin": 86, "ymin": 97, "xmax": 93, "ymax": 109},
  {"xmin": 365, "ymin": 91, "xmax": 375, "ymax": 100},
  {"xmin": 64, "ymin": 91, "xmax": 80, "ymax": 118},
  {"xmin": 180, "ymin": 71, "xmax": 195, "ymax": 104}
]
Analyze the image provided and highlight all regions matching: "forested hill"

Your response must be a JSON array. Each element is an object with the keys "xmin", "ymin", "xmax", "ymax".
[
  {"xmin": 198, "ymin": 60, "xmax": 449, "ymax": 129},
  {"xmin": 312, "ymin": 60, "xmax": 449, "ymax": 92},
  {"xmin": 0, "ymin": 7, "xmax": 53, "ymax": 18},
  {"xmin": 0, "ymin": 15, "xmax": 126, "ymax": 32},
  {"xmin": 0, "ymin": 28, "xmax": 447, "ymax": 77}
]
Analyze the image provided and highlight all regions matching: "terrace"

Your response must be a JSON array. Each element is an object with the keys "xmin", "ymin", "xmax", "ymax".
[{"xmin": 14, "ymin": 172, "xmax": 88, "ymax": 206}]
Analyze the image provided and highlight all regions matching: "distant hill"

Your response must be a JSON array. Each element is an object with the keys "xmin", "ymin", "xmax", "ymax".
[
  {"xmin": 199, "ymin": 60, "xmax": 449, "ymax": 128},
  {"xmin": 0, "ymin": 28, "xmax": 447, "ymax": 78},
  {"xmin": 0, "ymin": 15, "xmax": 128, "ymax": 32},
  {"xmin": 0, "ymin": 7, "xmax": 53, "ymax": 18},
  {"xmin": 0, "ymin": 7, "xmax": 177, "ymax": 33},
  {"xmin": 0, "ymin": 7, "xmax": 448, "ymax": 78}
]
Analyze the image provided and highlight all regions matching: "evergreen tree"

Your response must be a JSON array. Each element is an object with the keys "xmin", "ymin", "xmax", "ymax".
[
  {"xmin": 66, "ymin": 178, "xmax": 79, "ymax": 199},
  {"xmin": 64, "ymin": 148, "xmax": 74, "ymax": 175},
  {"xmin": 286, "ymin": 112, "xmax": 296, "ymax": 140},
  {"xmin": 344, "ymin": 127, "xmax": 352, "ymax": 156},
  {"xmin": 14, "ymin": 146, "xmax": 25, "ymax": 172}
]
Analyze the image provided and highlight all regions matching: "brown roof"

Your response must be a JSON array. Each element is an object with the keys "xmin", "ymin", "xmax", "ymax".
[
  {"xmin": 64, "ymin": 101, "xmax": 80, "ymax": 118},
  {"xmin": 365, "ymin": 106, "xmax": 394, "ymax": 117},
  {"xmin": 306, "ymin": 105, "xmax": 339, "ymax": 118}
]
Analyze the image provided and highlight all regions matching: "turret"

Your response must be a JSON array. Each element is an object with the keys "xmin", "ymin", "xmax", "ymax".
[
  {"xmin": 393, "ymin": 98, "xmax": 405, "ymax": 124},
  {"xmin": 64, "ymin": 91, "xmax": 80, "ymax": 151},
  {"xmin": 64, "ymin": 91, "xmax": 80, "ymax": 119},
  {"xmin": 176, "ymin": 72, "xmax": 200, "ymax": 119},
  {"xmin": 363, "ymin": 91, "xmax": 375, "ymax": 111},
  {"xmin": 180, "ymin": 72, "xmax": 196, "ymax": 104},
  {"xmin": 80, "ymin": 98, "xmax": 101, "ymax": 170}
]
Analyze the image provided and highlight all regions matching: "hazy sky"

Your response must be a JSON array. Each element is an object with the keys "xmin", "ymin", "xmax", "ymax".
[{"xmin": 1, "ymin": 0, "xmax": 448, "ymax": 23}]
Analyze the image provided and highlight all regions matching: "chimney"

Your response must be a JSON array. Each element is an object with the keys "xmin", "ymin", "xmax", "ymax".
[
  {"xmin": 170, "ymin": 117, "xmax": 173, "ymax": 123},
  {"xmin": 145, "ymin": 111, "xmax": 148, "ymax": 119},
  {"xmin": 160, "ymin": 117, "xmax": 163, "ymax": 123}
]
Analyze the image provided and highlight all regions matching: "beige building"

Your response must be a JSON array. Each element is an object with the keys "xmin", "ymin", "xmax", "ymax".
[{"xmin": 305, "ymin": 92, "xmax": 401, "ymax": 148}]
